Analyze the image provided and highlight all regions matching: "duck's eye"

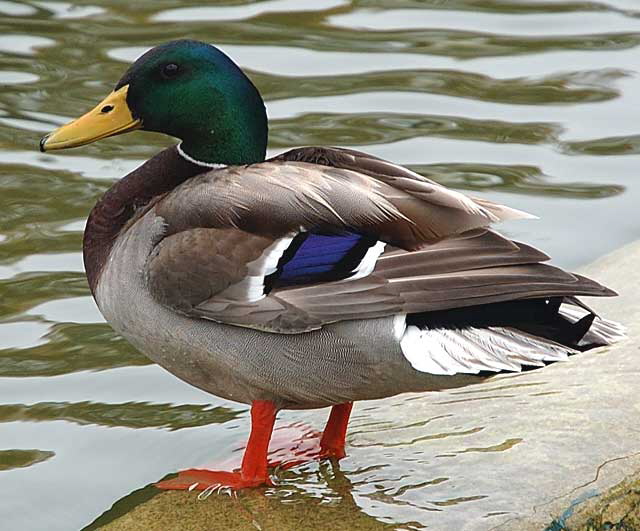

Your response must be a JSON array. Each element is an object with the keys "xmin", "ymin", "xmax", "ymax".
[{"xmin": 161, "ymin": 63, "xmax": 180, "ymax": 79}]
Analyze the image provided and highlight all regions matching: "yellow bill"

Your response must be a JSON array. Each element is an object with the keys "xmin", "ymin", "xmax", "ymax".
[{"xmin": 40, "ymin": 85, "xmax": 141, "ymax": 152}]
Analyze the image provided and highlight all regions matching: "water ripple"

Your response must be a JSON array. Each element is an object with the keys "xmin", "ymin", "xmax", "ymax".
[{"xmin": 0, "ymin": 401, "xmax": 240, "ymax": 430}]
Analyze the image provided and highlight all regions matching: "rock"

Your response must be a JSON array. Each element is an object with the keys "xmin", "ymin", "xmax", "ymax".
[
  {"xmin": 545, "ymin": 475, "xmax": 640, "ymax": 531},
  {"xmin": 91, "ymin": 480, "xmax": 393, "ymax": 531}
]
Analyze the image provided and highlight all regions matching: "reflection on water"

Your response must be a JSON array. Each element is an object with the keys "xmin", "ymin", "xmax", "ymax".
[
  {"xmin": 0, "ymin": 401, "xmax": 240, "ymax": 430},
  {"xmin": 1, "ymin": 1, "xmax": 640, "ymax": 530},
  {"xmin": 0, "ymin": 448, "xmax": 54, "ymax": 471}
]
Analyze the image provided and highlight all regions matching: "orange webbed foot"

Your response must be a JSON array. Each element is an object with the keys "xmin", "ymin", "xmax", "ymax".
[{"xmin": 155, "ymin": 468, "xmax": 272, "ymax": 491}]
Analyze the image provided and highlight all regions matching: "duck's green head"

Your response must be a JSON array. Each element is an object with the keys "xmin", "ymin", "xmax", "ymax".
[{"xmin": 40, "ymin": 40, "xmax": 268, "ymax": 165}]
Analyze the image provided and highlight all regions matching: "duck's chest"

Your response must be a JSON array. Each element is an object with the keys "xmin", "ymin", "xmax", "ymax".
[
  {"xmin": 92, "ymin": 212, "xmax": 249, "ymax": 400},
  {"xmin": 94, "ymin": 213, "xmax": 169, "ymax": 345}
]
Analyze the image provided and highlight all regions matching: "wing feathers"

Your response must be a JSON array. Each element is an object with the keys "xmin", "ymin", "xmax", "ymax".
[
  {"xmin": 144, "ymin": 148, "xmax": 616, "ymax": 334},
  {"xmin": 273, "ymin": 146, "xmax": 535, "ymax": 225},
  {"xmin": 156, "ymin": 159, "xmax": 527, "ymax": 250},
  {"xmin": 281, "ymin": 261, "xmax": 612, "ymax": 327},
  {"xmin": 147, "ymin": 228, "xmax": 272, "ymax": 312}
]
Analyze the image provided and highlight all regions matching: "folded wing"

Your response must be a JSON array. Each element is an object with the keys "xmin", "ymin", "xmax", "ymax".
[{"xmin": 145, "ymin": 153, "xmax": 614, "ymax": 333}]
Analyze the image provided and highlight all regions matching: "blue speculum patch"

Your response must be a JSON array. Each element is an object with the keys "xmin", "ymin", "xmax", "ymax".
[{"xmin": 265, "ymin": 232, "xmax": 378, "ymax": 291}]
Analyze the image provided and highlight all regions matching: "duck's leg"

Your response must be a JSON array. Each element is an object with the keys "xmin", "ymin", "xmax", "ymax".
[
  {"xmin": 156, "ymin": 400, "xmax": 277, "ymax": 491},
  {"xmin": 319, "ymin": 402, "xmax": 353, "ymax": 459},
  {"xmin": 269, "ymin": 402, "xmax": 354, "ymax": 467}
]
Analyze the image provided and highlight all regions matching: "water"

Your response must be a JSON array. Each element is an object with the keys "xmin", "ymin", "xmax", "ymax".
[{"xmin": 1, "ymin": 1, "xmax": 639, "ymax": 529}]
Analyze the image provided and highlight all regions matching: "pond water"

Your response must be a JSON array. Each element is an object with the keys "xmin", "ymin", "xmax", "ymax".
[{"xmin": 1, "ymin": 1, "xmax": 640, "ymax": 530}]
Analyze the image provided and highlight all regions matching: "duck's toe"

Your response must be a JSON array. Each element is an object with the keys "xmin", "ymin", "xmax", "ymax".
[{"xmin": 155, "ymin": 468, "xmax": 272, "ymax": 491}]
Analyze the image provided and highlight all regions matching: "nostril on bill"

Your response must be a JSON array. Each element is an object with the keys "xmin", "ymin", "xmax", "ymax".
[{"xmin": 101, "ymin": 105, "xmax": 114, "ymax": 114}]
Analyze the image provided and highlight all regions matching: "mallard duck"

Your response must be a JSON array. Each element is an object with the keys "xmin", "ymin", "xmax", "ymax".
[{"xmin": 40, "ymin": 40, "xmax": 624, "ymax": 490}]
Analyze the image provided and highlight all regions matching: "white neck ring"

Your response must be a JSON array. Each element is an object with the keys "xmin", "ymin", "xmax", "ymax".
[{"xmin": 177, "ymin": 142, "xmax": 227, "ymax": 169}]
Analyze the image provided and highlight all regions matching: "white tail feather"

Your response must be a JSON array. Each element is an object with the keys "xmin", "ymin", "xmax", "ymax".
[{"xmin": 400, "ymin": 324, "xmax": 576, "ymax": 376}]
